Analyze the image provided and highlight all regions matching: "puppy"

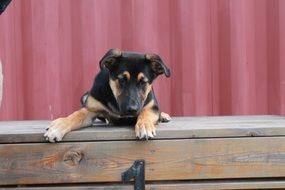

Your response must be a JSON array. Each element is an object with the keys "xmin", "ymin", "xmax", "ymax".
[{"xmin": 44, "ymin": 49, "xmax": 171, "ymax": 142}]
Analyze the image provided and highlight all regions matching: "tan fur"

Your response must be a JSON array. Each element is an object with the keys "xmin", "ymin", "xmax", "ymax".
[
  {"xmin": 84, "ymin": 95, "xmax": 109, "ymax": 112},
  {"xmin": 45, "ymin": 95, "xmax": 122, "ymax": 142},
  {"xmin": 144, "ymin": 84, "xmax": 152, "ymax": 99},
  {"xmin": 84, "ymin": 94, "xmax": 121, "ymax": 118},
  {"xmin": 135, "ymin": 100, "xmax": 159, "ymax": 139},
  {"xmin": 109, "ymin": 78, "xmax": 122, "ymax": 99},
  {"xmin": 122, "ymin": 71, "xmax": 130, "ymax": 81},
  {"xmin": 138, "ymin": 100, "xmax": 159, "ymax": 123},
  {"xmin": 109, "ymin": 71, "xmax": 130, "ymax": 99},
  {"xmin": 137, "ymin": 72, "xmax": 152, "ymax": 102},
  {"xmin": 139, "ymin": 83, "xmax": 152, "ymax": 104},
  {"xmin": 137, "ymin": 72, "xmax": 145, "ymax": 81},
  {"xmin": 44, "ymin": 108, "xmax": 95, "ymax": 142}
]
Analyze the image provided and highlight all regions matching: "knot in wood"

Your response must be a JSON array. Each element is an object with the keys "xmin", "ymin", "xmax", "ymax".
[{"xmin": 63, "ymin": 150, "xmax": 83, "ymax": 166}]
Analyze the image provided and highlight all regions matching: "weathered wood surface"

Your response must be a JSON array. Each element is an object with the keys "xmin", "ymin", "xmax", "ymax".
[
  {"xmin": 3, "ymin": 179, "xmax": 285, "ymax": 190},
  {"xmin": 1, "ymin": 116, "xmax": 285, "ymax": 143},
  {"xmin": 1, "ymin": 137, "xmax": 285, "ymax": 185}
]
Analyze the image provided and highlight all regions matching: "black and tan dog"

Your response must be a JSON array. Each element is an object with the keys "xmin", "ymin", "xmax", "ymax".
[{"xmin": 44, "ymin": 49, "xmax": 171, "ymax": 142}]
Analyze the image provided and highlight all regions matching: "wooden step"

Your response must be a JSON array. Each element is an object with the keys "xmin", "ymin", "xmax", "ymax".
[{"xmin": 1, "ymin": 116, "xmax": 285, "ymax": 188}]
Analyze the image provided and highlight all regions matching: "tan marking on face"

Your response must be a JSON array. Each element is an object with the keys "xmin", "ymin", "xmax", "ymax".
[
  {"xmin": 118, "ymin": 71, "xmax": 130, "ymax": 81},
  {"xmin": 137, "ymin": 72, "xmax": 145, "ymax": 81},
  {"xmin": 139, "ymin": 83, "xmax": 152, "ymax": 103},
  {"xmin": 145, "ymin": 84, "xmax": 152, "ymax": 97},
  {"xmin": 137, "ymin": 72, "xmax": 149, "ymax": 83},
  {"xmin": 137, "ymin": 72, "xmax": 151, "ymax": 101},
  {"xmin": 109, "ymin": 78, "xmax": 122, "ymax": 100}
]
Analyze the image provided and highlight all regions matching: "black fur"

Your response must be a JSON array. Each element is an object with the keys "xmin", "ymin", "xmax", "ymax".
[{"xmin": 82, "ymin": 49, "xmax": 170, "ymax": 125}]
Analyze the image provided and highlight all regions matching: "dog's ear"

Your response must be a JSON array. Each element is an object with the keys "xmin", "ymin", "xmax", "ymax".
[
  {"xmin": 145, "ymin": 53, "xmax": 171, "ymax": 77},
  {"xmin": 99, "ymin": 48, "xmax": 122, "ymax": 70}
]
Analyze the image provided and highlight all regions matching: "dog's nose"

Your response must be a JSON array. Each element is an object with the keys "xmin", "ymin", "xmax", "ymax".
[{"xmin": 126, "ymin": 105, "xmax": 139, "ymax": 115}]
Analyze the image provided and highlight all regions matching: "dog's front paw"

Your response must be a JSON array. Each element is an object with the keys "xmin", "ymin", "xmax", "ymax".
[
  {"xmin": 44, "ymin": 118, "xmax": 71, "ymax": 142},
  {"xmin": 135, "ymin": 119, "xmax": 156, "ymax": 140},
  {"xmin": 160, "ymin": 112, "xmax": 171, "ymax": 122}
]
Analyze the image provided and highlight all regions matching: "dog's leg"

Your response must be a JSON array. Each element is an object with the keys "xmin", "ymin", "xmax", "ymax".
[
  {"xmin": 44, "ymin": 108, "xmax": 95, "ymax": 142},
  {"xmin": 135, "ymin": 100, "xmax": 160, "ymax": 140}
]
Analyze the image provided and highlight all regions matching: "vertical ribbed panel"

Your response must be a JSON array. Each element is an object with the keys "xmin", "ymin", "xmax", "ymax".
[{"xmin": 0, "ymin": 0, "xmax": 284, "ymax": 120}]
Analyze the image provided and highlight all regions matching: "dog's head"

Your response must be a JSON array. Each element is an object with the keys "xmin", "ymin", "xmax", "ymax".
[{"xmin": 100, "ymin": 48, "xmax": 170, "ymax": 116}]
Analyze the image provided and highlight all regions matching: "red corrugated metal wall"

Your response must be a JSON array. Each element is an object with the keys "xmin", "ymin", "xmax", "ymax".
[{"xmin": 0, "ymin": 0, "xmax": 285, "ymax": 120}]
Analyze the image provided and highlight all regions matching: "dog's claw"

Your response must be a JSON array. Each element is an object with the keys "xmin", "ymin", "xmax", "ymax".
[
  {"xmin": 135, "ymin": 119, "xmax": 156, "ymax": 140},
  {"xmin": 44, "ymin": 118, "xmax": 70, "ymax": 143}
]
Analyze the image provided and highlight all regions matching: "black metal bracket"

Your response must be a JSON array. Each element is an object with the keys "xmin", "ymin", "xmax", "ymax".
[{"xmin": 122, "ymin": 160, "xmax": 145, "ymax": 190}]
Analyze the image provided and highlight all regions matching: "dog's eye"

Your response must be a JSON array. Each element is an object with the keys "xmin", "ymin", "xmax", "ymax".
[
  {"xmin": 118, "ymin": 77, "xmax": 127, "ymax": 86},
  {"xmin": 138, "ymin": 79, "xmax": 147, "ymax": 87}
]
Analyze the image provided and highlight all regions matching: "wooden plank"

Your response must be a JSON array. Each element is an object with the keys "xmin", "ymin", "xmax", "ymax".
[
  {"xmin": 1, "ymin": 116, "xmax": 285, "ymax": 143},
  {"xmin": 3, "ymin": 180, "xmax": 285, "ymax": 189},
  {"xmin": 1, "ymin": 137, "xmax": 285, "ymax": 185}
]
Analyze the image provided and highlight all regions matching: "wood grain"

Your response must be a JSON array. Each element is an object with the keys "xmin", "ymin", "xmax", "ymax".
[
  {"xmin": 1, "ymin": 116, "xmax": 285, "ymax": 143},
  {"xmin": 1, "ymin": 137, "xmax": 285, "ymax": 185},
  {"xmin": 3, "ymin": 179, "xmax": 285, "ymax": 190}
]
